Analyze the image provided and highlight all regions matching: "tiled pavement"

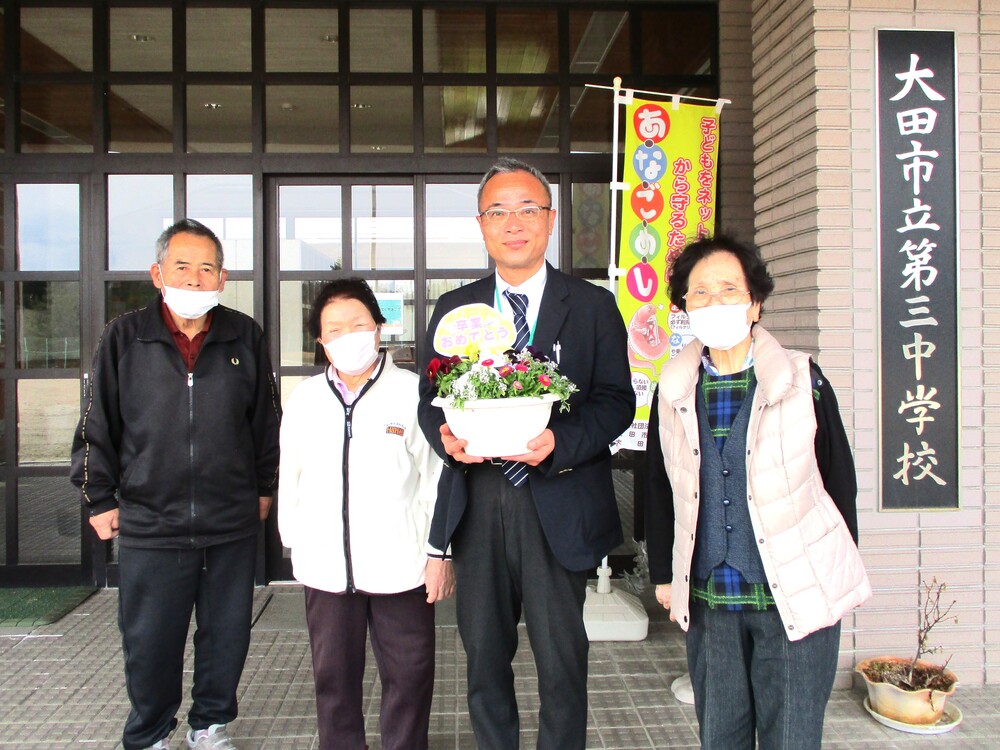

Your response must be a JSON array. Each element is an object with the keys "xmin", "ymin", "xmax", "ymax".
[{"xmin": 1, "ymin": 585, "xmax": 998, "ymax": 749}]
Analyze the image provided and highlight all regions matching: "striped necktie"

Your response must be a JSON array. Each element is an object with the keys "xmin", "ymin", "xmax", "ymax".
[
  {"xmin": 504, "ymin": 290, "xmax": 530, "ymax": 352},
  {"xmin": 501, "ymin": 290, "xmax": 530, "ymax": 486}
]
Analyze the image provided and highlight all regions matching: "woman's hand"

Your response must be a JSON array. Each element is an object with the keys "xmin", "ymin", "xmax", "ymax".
[{"xmin": 655, "ymin": 583, "xmax": 675, "ymax": 621}]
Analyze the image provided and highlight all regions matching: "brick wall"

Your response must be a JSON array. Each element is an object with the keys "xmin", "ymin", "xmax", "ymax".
[{"xmin": 745, "ymin": 0, "xmax": 998, "ymax": 686}]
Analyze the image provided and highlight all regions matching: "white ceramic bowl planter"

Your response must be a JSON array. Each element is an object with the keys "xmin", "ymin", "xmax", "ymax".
[{"xmin": 432, "ymin": 393, "xmax": 560, "ymax": 457}]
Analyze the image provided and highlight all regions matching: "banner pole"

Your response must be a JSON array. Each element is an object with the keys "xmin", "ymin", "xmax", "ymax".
[{"xmin": 607, "ymin": 76, "xmax": 625, "ymax": 295}]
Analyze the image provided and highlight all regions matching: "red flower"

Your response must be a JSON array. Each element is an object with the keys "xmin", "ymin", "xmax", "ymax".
[
  {"xmin": 425, "ymin": 358, "xmax": 442, "ymax": 382},
  {"xmin": 515, "ymin": 363, "xmax": 529, "ymax": 372},
  {"xmin": 538, "ymin": 374, "xmax": 551, "ymax": 387},
  {"xmin": 513, "ymin": 381, "xmax": 524, "ymax": 390},
  {"xmin": 498, "ymin": 365, "xmax": 513, "ymax": 377},
  {"xmin": 481, "ymin": 359, "xmax": 494, "ymax": 367}
]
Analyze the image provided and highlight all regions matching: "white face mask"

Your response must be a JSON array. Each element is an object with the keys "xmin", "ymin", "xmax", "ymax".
[
  {"xmin": 324, "ymin": 330, "xmax": 380, "ymax": 376},
  {"xmin": 686, "ymin": 301, "xmax": 753, "ymax": 351},
  {"xmin": 158, "ymin": 266, "xmax": 221, "ymax": 320}
]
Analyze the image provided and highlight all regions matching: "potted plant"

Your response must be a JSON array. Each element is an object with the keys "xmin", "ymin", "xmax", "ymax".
[
  {"xmin": 856, "ymin": 578, "xmax": 959, "ymax": 729},
  {"xmin": 426, "ymin": 346, "xmax": 577, "ymax": 457}
]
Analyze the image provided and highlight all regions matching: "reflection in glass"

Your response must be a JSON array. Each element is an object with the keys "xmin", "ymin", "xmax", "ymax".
[
  {"xmin": 350, "ymin": 9, "xmax": 411, "ymax": 73},
  {"xmin": 17, "ymin": 184, "xmax": 79, "ymax": 271},
  {"xmin": 0, "ymin": 184, "xmax": 4, "ymax": 272},
  {"xmin": 569, "ymin": 11, "xmax": 630, "ymax": 75},
  {"xmin": 17, "ymin": 379, "xmax": 78, "ymax": 465},
  {"xmin": 0, "ymin": 386, "xmax": 5, "ymax": 465},
  {"xmin": 266, "ymin": 86, "xmax": 339, "ymax": 153},
  {"xmin": 187, "ymin": 86, "xmax": 252, "ymax": 153},
  {"xmin": 187, "ymin": 175, "xmax": 254, "ymax": 271},
  {"xmin": 111, "ymin": 7, "xmax": 172, "ymax": 71},
  {"xmin": 18, "ymin": 476, "xmax": 80, "ymax": 564},
  {"xmin": 106, "ymin": 280, "xmax": 253, "ymax": 323},
  {"xmin": 17, "ymin": 282, "xmax": 81, "ymax": 369},
  {"xmin": 187, "ymin": 8, "xmax": 250, "ymax": 72},
  {"xmin": 278, "ymin": 186, "xmax": 342, "ymax": 271},
  {"xmin": 424, "ymin": 86, "xmax": 487, "ymax": 153},
  {"xmin": 497, "ymin": 9, "xmax": 557, "ymax": 73},
  {"xmin": 281, "ymin": 279, "xmax": 416, "ymax": 368},
  {"xmin": 497, "ymin": 86, "xmax": 559, "ymax": 153},
  {"xmin": 426, "ymin": 278, "xmax": 478, "ymax": 322},
  {"xmin": 20, "ymin": 8, "xmax": 93, "ymax": 72},
  {"xmin": 352, "ymin": 186, "xmax": 414, "ymax": 271},
  {"xmin": 426, "ymin": 184, "xmax": 485, "ymax": 270},
  {"xmin": 350, "ymin": 87, "xmax": 413, "ymax": 154},
  {"xmin": 108, "ymin": 175, "xmax": 173, "ymax": 270},
  {"xmin": 423, "ymin": 8, "xmax": 485, "ymax": 73},
  {"xmin": 571, "ymin": 183, "xmax": 611, "ymax": 270},
  {"xmin": 20, "ymin": 84, "xmax": 94, "ymax": 153},
  {"xmin": 641, "ymin": 10, "xmax": 715, "ymax": 76},
  {"xmin": 266, "ymin": 9, "xmax": 338, "ymax": 72},
  {"xmin": 0, "ymin": 482, "xmax": 5, "ymax": 559},
  {"xmin": 109, "ymin": 85, "xmax": 173, "ymax": 153},
  {"xmin": 570, "ymin": 86, "xmax": 616, "ymax": 155}
]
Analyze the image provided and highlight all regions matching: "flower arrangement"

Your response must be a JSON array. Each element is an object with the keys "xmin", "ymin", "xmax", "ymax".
[{"xmin": 426, "ymin": 346, "xmax": 578, "ymax": 412}]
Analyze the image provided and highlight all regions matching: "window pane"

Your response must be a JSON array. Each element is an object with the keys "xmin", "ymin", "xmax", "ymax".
[
  {"xmin": 569, "ymin": 10, "xmax": 630, "ymax": 75},
  {"xmin": 426, "ymin": 278, "xmax": 479, "ymax": 322},
  {"xmin": 20, "ymin": 8, "xmax": 92, "ymax": 72},
  {"xmin": 371, "ymin": 280, "xmax": 416, "ymax": 367},
  {"xmin": 266, "ymin": 86, "xmax": 339, "ymax": 153},
  {"xmin": 423, "ymin": 8, "xmax": 485, "ymax": 73},
  {"xmin": 187, "ymin": 85, "xmax": 252, "ymax": 153},
  {"xmin": 280, "ymin": 375, "xmax": 311, "ymax": 410},
  {"xmin": 570, "ymin": 86, "xmax": 616, "ymax": 155},
  {"xmin": 350, "ymin": 9, "xmax": 411, "ymax": 72},
  {"xmin": 187, "ymin": 8, "xmax": 250, "ymax": 72},
  {"xmin": 17, "ymin": 379, "xmax": 78, "ymax": 465},
  {"xmin": 0, "ymin": 482, "xmax": 5, "ymax": 558},
  {"xmin": 18, "ymin": 476, "xmax": 80, "ymax": 564},
  {"xmin": 20, "ymin": 84, "xmax": 94, "ymax": 153},
  {"xmin": 17, "ymin": 184, "xmax": 79, "ymax": 271},
  {"xmin": 111, "ymin": 7, "xmax": 172, "ymax": 71},
  {"xmin": 187, "ymin": 175, "xmax": 253, "ymax": 271},
  {"xmin": 280, "ymin": 280, "xmax": 328, "ymax": 368},
  {"xmin": 426, "ymin": 184, "xmax": 486, "ymax": 270},
  {"xmin": 497, "ymin": 9, "xmax": 557, "ymax": 74},
  {"xmin": 351, "ymin": 185, "xmax": 413, "ymax": 271},
  {"xmin": 106, "ymin": 281, "xmax": 156, "ymax": 322},
  {"xmin": 350, "ymin": 87, "xmax": 413, "ymax": 154},
  {"xmin": 219, "ymin": 280, "xmax": 254, "ymax": 317},
  {"xmin": 108, "ymin": 175, "xmax": 173, "ymax": 271},
  {"xmin": 497, "ymin": 86, "xmax": 559, "ymax": 153},
  {"xmin": 17, "ymin": 282, "xmax": 80, "ymax": 369},
  {"xmin": 266, "ymin": 9, "xmax": 338, "ymax": 72},
  {"xmin": 278, "ymin": 185, "xmax": 342, "ymax": 271},
  {"xmin": 0, "ymin": 184, "xmax": 5, "ymax": 272},
  {"xmin": 640, "ymin": 9, "xmax": 716, "ymax": 76},
  {"xmin": 109, "ymin": 85, "xmax": 173, "ymax": 153},
  {"xmin": 571, "ymin": 182, "xmax": 611, "ymax": 271},
  {"xmin": 424, "ymin": 86, "xmax": 487, "ymax": 153}
]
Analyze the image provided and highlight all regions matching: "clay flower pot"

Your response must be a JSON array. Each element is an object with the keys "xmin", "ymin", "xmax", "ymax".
[{"xmin": 856, "ymin": 656, "xmax": 957, "ymax": 725}]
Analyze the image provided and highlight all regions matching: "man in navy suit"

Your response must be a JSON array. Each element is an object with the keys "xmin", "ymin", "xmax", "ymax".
[{"xmin": 418, "ymin": 158, "xmax": 634, "ymax": 749}]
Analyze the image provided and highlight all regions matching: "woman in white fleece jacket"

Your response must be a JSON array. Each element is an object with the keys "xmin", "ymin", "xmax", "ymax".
[{"xmin": 278, "ymin": 279, "xmax": 452, "ymax": 750}]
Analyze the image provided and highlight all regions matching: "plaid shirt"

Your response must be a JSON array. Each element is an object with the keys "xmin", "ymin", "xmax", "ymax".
[{"xmin": 694, "ymin": 348, "xmax": 776, "ymax": 611}]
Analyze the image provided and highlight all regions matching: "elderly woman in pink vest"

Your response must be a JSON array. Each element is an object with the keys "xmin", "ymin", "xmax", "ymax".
[{"xmin": 645, "ymin": 234, "xmax": 870, "ymax": 749}]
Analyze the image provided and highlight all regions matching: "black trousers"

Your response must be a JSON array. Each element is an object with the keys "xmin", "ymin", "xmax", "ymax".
[
  {"xmin": 453, "ymin": 465, "xmax": 590, "ymax": 750},
  {"xmin": 304, "ymin": 586, "xmax": 435, "ymax": 750},
  {"xmin": 117, "ymin": 535, "xmax": 256, "ymax": 750}
]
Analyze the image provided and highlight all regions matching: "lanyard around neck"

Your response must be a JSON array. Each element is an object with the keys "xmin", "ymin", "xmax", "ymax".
[{"xmin": 495, "ymin": 286, "xmax": 538, "ymax": 346}]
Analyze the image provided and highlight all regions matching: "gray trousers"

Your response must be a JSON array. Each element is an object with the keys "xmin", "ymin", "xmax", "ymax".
[{"xmin": 453, "ymin": 464, "xmax": 590, "ymax": 750}]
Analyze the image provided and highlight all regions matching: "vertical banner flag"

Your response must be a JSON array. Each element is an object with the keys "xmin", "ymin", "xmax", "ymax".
[{"xmin": 615, "ymin": 98, "xmax": 722, "ymax": 450}]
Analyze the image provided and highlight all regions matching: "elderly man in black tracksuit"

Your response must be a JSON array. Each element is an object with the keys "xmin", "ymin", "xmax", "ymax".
[{"xmin": 71, "ymin": 219, "xmax": 280, "ymax": 750}]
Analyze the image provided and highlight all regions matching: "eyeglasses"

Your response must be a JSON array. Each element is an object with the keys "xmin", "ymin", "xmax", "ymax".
[
  {"xmin": 682, "ymin": 286, "xmax": 750, "ymax": 308},
  {"xmin": 479, "ymin": 206, "xmax": 552, "ymax": 225}
]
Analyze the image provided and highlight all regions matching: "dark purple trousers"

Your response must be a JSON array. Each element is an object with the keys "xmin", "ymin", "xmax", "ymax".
[{"xmin": 303, "ymin": 585, "xmax": 435, "ymax": 750}]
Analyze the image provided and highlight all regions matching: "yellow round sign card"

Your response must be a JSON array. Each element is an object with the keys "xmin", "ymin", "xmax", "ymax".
[{"xmin": 432, "ymin": 303, "xmax": 515, "ymax": 358}]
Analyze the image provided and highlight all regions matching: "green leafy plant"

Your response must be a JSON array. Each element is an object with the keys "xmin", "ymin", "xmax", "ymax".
[{"xmin": 426, "ymin": 346, "xmax": 578, "ymax": 411}]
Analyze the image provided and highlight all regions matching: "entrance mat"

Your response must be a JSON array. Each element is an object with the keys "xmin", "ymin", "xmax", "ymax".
[{"xmin": 0, "ymin": 586, "xmax": 97, "ymax": 627}]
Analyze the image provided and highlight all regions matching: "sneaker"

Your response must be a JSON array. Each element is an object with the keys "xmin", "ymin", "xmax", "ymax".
[
  {"xmin": 186, "ymin": 724, "xmax": 236, "ymax": 750},
  {"xmin": 143, "ymin": 741, "xmax": 169, "ymax": 750}
]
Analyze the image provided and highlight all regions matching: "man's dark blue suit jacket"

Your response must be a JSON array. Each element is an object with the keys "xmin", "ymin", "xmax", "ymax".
[{"xmin": 417, "ymin": 264, "xmax": 635, "ymax": 572}]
